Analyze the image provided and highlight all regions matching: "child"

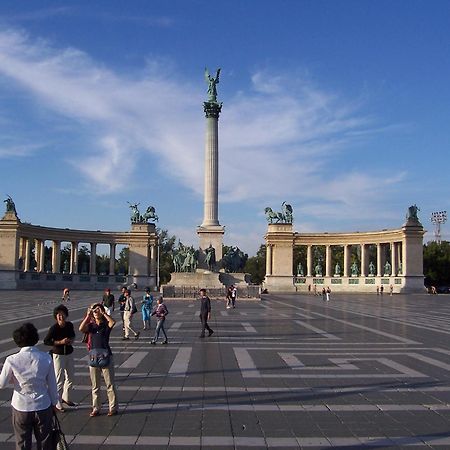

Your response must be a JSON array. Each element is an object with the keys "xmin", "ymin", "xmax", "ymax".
[
  {"xmin": 150, "ymin": 297, "xmax": 169, "ymax": 345},
  {"xmin": 62, "ymin": 288, "xmax": 70, "ymax": 302}
]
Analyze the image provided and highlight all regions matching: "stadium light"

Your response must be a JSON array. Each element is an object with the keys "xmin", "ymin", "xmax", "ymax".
[{"xmin": 430, "ymin": 211, "xmax": 447, "ymax": 243}]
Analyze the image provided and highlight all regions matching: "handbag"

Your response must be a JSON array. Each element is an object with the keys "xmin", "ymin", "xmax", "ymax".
[
  {"xmin": 52, "ymin": 413, "xmax": 69, "ymax": 450},
  {"xmin": 88, "ymin": 348, "xmax": 110, "ymax": 368}
]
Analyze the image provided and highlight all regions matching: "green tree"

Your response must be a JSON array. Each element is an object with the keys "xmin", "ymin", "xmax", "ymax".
[
  {"xmin": 243, "ymin": 245, "xmax": 266, "ymax": 284},
  {"xmin": 423, "ymin": 241, "xmax": 450, "ymax": 286},
  {"xmin": 116, "ymin": 247, "xmax": 129, "ymax": 275},
  {"xmin": 158, "ymin": 228, "xmax": 177, "ymax": 285},
  {"xmin": 78, "ymin": 245, "xmax": 90, "ymax": 274}
]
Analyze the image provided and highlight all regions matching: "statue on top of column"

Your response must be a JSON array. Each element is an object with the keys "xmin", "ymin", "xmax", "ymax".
[
  {"xmin": 205, "ymin": 67, "xmax": 221, "ymax": 103},
  {"xmin": 127, "ymin": 202, "xmax": 158, "ymax": 224},
  {"xmin": 406, "ymin": 204, "xmax": 420, "ymax": 222},
  {"xmin": 3, "ymin": 195, "xmax": 17, "ymax": 216}
]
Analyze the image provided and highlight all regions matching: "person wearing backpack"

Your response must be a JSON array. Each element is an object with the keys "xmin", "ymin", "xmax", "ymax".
[
  {"xmin": 123, "ymin": 290, "xmax": 140, "ymax": 341},
  {"xmin": 150, "ymin": 297, "xmax": 169, "ymax": 345}
]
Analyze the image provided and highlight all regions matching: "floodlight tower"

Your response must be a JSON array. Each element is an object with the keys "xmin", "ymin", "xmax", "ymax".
[{"xmin": 430, "ymin": 211, "xmax": 447, "ymax": 243}]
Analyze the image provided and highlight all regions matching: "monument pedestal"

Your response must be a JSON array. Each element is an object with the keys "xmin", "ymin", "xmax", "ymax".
[
  {"xmin": 169, "ymin": 270, "xmax": 223, "ymax": 288},
  {"xmin": 197, "ymin": 225, "xmax": 224, "ymax": 268}
]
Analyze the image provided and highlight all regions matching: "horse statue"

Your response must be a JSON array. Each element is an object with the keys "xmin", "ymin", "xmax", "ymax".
[
  {"xmin": 141, "ymin": 206, "xmax": 158, "ymax": 223},
  {"xmin": 127, "ymin": 202, "xmax": 141, "ymax": 223},
  {"xmin": 406, "ymin": 204, "xmax": 420, "ymax": 222},
  {"xmin": 222, "ymin": 246, "xmax": 248, "ymax": 273},
  {"xmin": 3, "ymin": 195, "xmax": 17, "ymax": 215},
  {"xmin": 264, "ymin": 207, "xmax": 283, "ymax": 224}
]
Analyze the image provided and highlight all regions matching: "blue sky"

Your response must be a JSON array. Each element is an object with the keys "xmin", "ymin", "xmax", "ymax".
[{"xmin": 0, "ymin": 0, "xmax": 449, "ymax": 256}]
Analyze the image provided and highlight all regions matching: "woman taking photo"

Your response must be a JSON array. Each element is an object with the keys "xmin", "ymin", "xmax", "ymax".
[
  {"xmin": 79, "ymin": 303, "xmax": 118, "ymax": 417},
  {"xmin": 44, "ymin": 304, "xmax": 76, "ymax": 412}
]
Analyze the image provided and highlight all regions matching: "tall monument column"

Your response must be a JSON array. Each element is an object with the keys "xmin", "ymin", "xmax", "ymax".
[{"xmin": 197, "ymin": 68, "xmax": 224, "ymax": 265}]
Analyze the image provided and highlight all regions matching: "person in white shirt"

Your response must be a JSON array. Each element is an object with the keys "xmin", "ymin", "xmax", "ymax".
[{"xmin": 0, "ymin": 322, "xmax": 58, "ymax": 450}]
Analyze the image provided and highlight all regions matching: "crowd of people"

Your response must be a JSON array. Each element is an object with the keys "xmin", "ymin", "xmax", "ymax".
[{"xmin": 0, "ymin": 285, "xmax": 222, "ymax": 448}]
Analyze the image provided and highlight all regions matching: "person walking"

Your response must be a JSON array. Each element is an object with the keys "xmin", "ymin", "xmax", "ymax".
[
  {"xmin": 79, "ymin": 303, "xmax": 118, "ymax": 417},
  {"xmin": 326, "ymin": 286, "xmax": 331, "ymax": 302},
  {"xmin": 102, "ymin": 288, "xmax": 115, "ymax": 316},
  {"xmin": 141, "ymin": 288, "xmax": 154, "ymax": 330},
  {"xmin": 123, "ymin": 289, "xmax": 140, "ymax": 340},
  {"xmin": 150, "ymin": 297, "xmax": 169, "ymax": 344},
  {"xmin": 118, "ymin": 286, "xmax": 127, "ymax": 332},
  {"xmin": 199, "ymin": 288, "xmax": 214, "ymax": 338},
  {"xmin": 226, "ymin": 286, "xmax": 233, "ymax": 309},
  {"xmin": 62, "ymin": 287, "xmax": 70, "ymax": 302},
  {"xmin": 0, "ymin": 322, "xmax": 58, "ymax": 449},
  {"xmin": 322, "ymin": 287, "xmax": 326, "ymax": 301},
  {"xmin": 43, "ymin": 304, "xmax": 76, "ymax": 412},
  {"xmin": 231, "ymin": 285, "xmax": 237, "ymax": 308}
]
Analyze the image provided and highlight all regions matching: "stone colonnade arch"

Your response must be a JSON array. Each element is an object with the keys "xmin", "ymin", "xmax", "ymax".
[
  {"xmin": 0, "ymin": 211, "xmax": 158, "ymax": 290},
  {"xmin": 264, "ymin": 217, "xmax": 425, "ymax": 293}
]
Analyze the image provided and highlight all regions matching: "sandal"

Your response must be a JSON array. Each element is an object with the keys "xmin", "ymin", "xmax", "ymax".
[{"xmin": 89, "ymin": 408, "xmax": 100, "ymax": 417}]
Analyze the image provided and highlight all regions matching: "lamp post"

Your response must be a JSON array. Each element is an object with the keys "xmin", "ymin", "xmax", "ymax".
[{"xmin": 430, "ymin": 211, "xmax": 447, "ymax": 244}]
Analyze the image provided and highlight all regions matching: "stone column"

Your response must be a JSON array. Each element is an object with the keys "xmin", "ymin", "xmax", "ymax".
[
  {"xmin": 391, "ymin": 242, "xmax": 397, "ymax": 276},
  {"xmin": 38, "ymin": 240, "xmax": 45, "ymax": 272},
  {"xmin": 376, "ymin": 243, "xmax": 382, "ymax": 277},
  {"xmin": 149, "ymin": 244, "xmax": 157, "ymax": 279},
  {"xmin": 266, "ymin": 244, "xmax": 273, "ymax": 276},
  {"xmin": 52, "ymin": 241, "xmax": 60, "ymax": 273},
  {"xmin": 306, "ymin": 245, "xmax": 312, "ymax": 277},
  {"xmin": 197, "ymin": 98, "xmax": 224, "ymax": 266},
  {"xmin": 325, "ymin": 245, "xmax": 332, "ymax": 277},
  {"xmin": 343, "ymin": 245, "xmax": 350, "ymax": 277},
  {"xmin": 24, "ymin": 238, "xmax": 31, "ymax": 272},
  {"xmin": 70, "ymin": 242, "xmax": 78, "ymax": 274},
  {"xmin": 90, "ymin": 243, "xmax": 97, "ymax": 275},
  {"xmin": 360, "ymin": 244, "xmax": 367, "ymax": 277},
  {"xmin": 109, "ymin": 243, "xmax": 116, "ymax": 276}
]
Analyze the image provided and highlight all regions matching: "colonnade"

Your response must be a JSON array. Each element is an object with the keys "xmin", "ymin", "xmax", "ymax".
[
  {"xmin": 264, "ymin": 217, "xmax": 425, "ymax": 293},
  {"xmin": 0, "ymin": 210, "xmax": 159, "ymax": 289}
]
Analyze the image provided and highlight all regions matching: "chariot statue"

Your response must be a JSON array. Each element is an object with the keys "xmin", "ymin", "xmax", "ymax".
[
  {"xmin": 127, "ymin": 202, "xmax": 158, "ymax": 224},
  {"xmin": 406, "ymin": 204, "xmax": 420, "ymax": 222},
  {"xmin": 264, "ymin": 201, "xmax": 293, "ymax": 224},
  {"xmin": 3, "ymin": 195, "xmax": 17, "ymax": 215}
]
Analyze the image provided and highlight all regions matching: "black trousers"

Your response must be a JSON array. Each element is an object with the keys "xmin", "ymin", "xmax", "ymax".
[{"xmin": 199, "ymin": 313, "xmax": 213, "ymax": 336}]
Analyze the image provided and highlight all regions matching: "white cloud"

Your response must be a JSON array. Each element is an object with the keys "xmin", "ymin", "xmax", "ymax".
[{"xmin": 0, "ymin": 28, "xmax": 408, "ymax": 231}]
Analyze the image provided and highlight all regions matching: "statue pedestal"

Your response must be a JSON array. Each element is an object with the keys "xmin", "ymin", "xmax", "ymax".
[{"xmin": 169, "ymin": 271, "xmax": 223, "ymax": 288}]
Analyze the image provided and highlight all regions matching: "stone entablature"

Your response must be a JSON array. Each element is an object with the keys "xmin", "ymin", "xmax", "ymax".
[
  {"xmin": 0, "ymin": 212, "xmax": 158, "ymax": 290},
  {"xmin": 264, "ymin": 219, "xmax": 425, "ymax": 294}
]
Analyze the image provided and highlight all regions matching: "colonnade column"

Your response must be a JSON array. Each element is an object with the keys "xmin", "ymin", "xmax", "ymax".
[
  {"xmin": 360, "ymin": 244, "xmax": 367, "ymax": 277},
  {"xmin": 343, "ymin": 245, "xmax": 350, "ymax": 277},
  {"xmin": 52, "ymin": 241, "xmax": 60, "ymax": 273},
  {"xmin": 325, "ymin": 245, "xmax": 332, "ymax": 277},
  {"xmin": 266, "ymin": 245, "xmax": 273, "ymax": 276},
  {"xmin": 376, "ymin": 243, "xmax": 382, "ymax": 277},
  {"xmin": 306, "ymin": 245, "xmax": 312, "ymax": 277},
  {"xmin": 391, "ymin": 242, "xmax": 397, "ymax": 276},
  {"xmin": 38, "ymin": 240, "xmax": 45, "ymax": 272},
  {"xmin": 90, "ymin": 243, "xmax": 97, "ymax": 275},
  {"xmin": 149, "ymin": 244, "xmax": 157, "ymax": 278},
  {"xmin": 109, "ymin": 243, "xmax": 116, "ymax": 276},
  {"xmin": 24, "ymin": 238, "xmax": 31, "ymax": 272},
  {"xmin": 70, "ymin": 242, "xmax": 78, "ymax": 274}
]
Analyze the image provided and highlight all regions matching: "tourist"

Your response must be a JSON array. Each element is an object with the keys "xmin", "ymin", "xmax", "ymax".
[
  {"xmin": 389, "ymin": 285, "xmax": 394, "ymax": 296},
  {"xmin": 0, "ymin": 323, "xmax": 58, "ymax": 449},
  {"xmin": 376, "ymin": 286, "xmax": 380, "ymax": 295},
  {"xmin": 380, "ymin": 286, "xmax": 384, "ymax": 295},
  {"xmin": 231, "ymin": 285, "xmax": 237, "ymax": 308},
  {"xmin": 43, "ymin": 304, "xmax": 76, "ymax": 412},
  {"xmin": 118, "ymin": 286, "xmax": 127, "ymax": 332},
  {"xmin": 79, "ymin": 303, "xmax": 118, "ymax": 417},
  {"xmin": 141, "ymin": 287, "xmax": 154, "ymax": 330},
  {"xmin": 198, "ymin": 288, "xmax": 214, "ymax": 338},
  {"xmin": 226, "ymin": 286, "xmax": 233, "ymax": 309},
  {"xmin": 150, "ymin": 296, "xmax": 169, "ymax": 344},
  {"xmin": 123, "ymin": 289, "xmax": 140, "ymax": 340},
  {"xmin": 322, "ymin": 287, "xmax": 326, "ymax": 301},
  {"xmin": 62, "ymin": 287, "xmax": 70, "ymax": 302},
  {"xmin": 102, "ymin": 288, "xmax": 115, "ymax": 316},
  {"xmin": 326, "ymin": 286, "xmax": 331, "ymax": 302}
]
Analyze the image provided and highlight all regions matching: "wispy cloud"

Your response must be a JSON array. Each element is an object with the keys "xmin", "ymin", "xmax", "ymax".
[{"xmin": 0, "ymin": 28, "xmax": 405, "ymax": 219}]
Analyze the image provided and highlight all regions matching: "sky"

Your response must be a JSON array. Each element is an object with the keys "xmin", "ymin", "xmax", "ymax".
[{"xmin": 0, "ymin": 0, "xmax": 449, "ymax": 256}]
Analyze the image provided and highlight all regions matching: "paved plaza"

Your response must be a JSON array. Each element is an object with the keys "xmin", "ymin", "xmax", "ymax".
[{"xmin": 1, "ymin": 291, "xmax": 450, "ymax": 448}]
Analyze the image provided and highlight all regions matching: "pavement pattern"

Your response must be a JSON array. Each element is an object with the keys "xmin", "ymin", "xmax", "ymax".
[{"xmin": 0, "ymin": 290, "xmax": 450, "ymax": 448}]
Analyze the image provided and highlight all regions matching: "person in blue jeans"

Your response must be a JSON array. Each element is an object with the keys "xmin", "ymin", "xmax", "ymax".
[{"xmin": 150, "ymin": 297, "xmax": 169, "ymax": 344}]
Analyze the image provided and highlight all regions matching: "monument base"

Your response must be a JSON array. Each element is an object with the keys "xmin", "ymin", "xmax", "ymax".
[
  {"xmin": 169, "ymin": 271, "xmax": 223, "ymax": 288},
  {"xmin": 219, "ymin": 272, "xmax": 251, "ymax": 286}
]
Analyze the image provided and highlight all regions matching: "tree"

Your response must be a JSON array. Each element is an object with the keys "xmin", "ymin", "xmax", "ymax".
[
  {"xmin": 116, "ymin": 247, "xmax": 129, "ymax": 275},
  {"xmin": 423, "ymin": 241, "xmax": 450, "ymax": 286},
  {"xmin": 158, "ymin": 228, "xmax": 177, "ymax": 285},
  {"xmin": 243, "ymin": 245, "xmax": 266, "ymax": 284}
]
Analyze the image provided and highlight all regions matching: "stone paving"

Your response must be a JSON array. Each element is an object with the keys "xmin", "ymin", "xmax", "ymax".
[{"xmin": 1, "ymin": 290, "xmax": 450, "ymax": 448}]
